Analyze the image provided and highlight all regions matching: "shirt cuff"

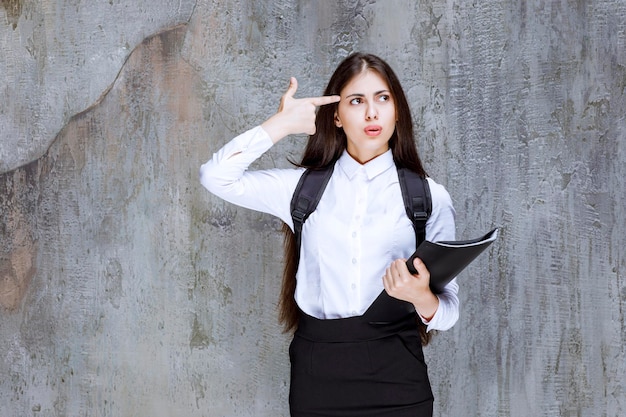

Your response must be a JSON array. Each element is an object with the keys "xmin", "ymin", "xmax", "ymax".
[
  {"xmin": 418, "ymin": 297, "xmax": 438, "ymax": 328},
  {"xmin": 419, "ymin": 280, "xmax": 460, "ymax": 332}
]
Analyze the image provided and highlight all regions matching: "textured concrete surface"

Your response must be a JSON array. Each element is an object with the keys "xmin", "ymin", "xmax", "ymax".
[{"xmin": 1, "ymin": 1, "xmax": 625, "ymax": 416}]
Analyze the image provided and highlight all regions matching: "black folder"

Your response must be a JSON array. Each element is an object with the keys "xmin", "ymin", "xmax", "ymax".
[{"xmin": 406, "ymin": 228, "xmax": 499, "ymax": 294}]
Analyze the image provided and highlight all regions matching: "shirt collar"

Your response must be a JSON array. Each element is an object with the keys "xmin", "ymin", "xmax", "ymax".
[{"xmin": 337, "ymin": 148, "xmax": 395, "ymax": 180}]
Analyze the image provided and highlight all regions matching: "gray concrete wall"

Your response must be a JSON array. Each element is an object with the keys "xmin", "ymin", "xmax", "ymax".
[{"xmin": 1, "ymin": 1, "xmax": 624, "ymax": 416}]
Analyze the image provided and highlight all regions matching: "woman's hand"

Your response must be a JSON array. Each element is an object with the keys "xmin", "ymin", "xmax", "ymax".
[
  {"xmin": 261, "ymin": 77, "xmax": 340, "ymax": 143},
  {"xmin": 383, "ymin": 257, "xmax": 440, "ymax": 321}
]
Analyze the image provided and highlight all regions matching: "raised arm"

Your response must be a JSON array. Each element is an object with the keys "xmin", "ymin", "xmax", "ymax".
[{"xmin": 199, "ymin": 78, "xmax": 340, "ymax": 225}]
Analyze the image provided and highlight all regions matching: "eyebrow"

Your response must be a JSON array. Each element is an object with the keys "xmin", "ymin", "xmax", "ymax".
[{"xmin": 345, "ymin": 89, "xmax": 390, "ymax": 98}]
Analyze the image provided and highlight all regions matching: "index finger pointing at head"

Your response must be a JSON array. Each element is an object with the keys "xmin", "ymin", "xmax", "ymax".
[{"xmin": 310, "ymin": 95, "xmax": 341, "ymax": 107}]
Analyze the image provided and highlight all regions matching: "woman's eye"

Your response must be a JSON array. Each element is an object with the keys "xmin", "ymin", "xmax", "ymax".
[
  {"xmin": 349, "ymin": 98, "xmax": 362, "ymax": 105},
  {"xmin": 378, "ymin": 94, "xmax": 390, "ymax": 102}
]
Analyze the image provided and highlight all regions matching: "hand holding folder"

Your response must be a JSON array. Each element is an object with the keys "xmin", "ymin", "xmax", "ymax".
[{"xmin": 406, "ymin": 228, "xmax": 499, "ymax": 294}]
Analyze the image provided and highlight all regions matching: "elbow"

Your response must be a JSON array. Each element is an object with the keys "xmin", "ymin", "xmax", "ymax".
[
  {"xmin": 199, "ymin": 161, "xmax": 219, "ymax": 194},
  {"xmin": 198, "ymin": 160, "xmax": 239, "ymax": 200},
  {"xmin": 198, "ymin": 163, "xmax": 211, "ymax": 190}
]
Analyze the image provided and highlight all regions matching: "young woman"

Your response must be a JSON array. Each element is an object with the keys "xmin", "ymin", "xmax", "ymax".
[{"xmin": 200, "ymin": 53, "xmax": 459, "ymax": 417}]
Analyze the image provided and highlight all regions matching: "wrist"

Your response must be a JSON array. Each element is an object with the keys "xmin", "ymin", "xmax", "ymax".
[
  {"xmin": 412, "ymin": 291, "xmax": 439, "ymax": 322},
  {"xmin": 261, "ymin": 114, "xmax": 291, "ymax": 144}
]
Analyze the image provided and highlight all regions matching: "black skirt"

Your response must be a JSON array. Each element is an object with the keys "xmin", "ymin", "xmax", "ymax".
[{"xmin": 289, "ymin": 292, "xmax": 434, "ymax": 417}]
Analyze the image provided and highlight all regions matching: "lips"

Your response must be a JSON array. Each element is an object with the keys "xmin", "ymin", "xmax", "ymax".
[{"xmin": 364, "ymin": 125, "xmax": 382, "ymax": 136}]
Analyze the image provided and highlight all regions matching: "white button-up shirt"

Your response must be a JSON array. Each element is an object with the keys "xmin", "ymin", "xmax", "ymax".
[{"xmin": 200, "ymin": 126, "xmax": 459, "ymax": 331}]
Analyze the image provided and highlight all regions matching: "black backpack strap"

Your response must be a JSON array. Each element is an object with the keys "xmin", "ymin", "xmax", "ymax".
[
  {"xmin": 290, "ymin": 164, "xmax": 430, "ymax": 250},
  {"xmin": 397, "ymin": 167, "xmax": 432, "ymax": 246},
  {"xmin": 290, "ymin": 165, "xmax": 335, "ymax": 250}
]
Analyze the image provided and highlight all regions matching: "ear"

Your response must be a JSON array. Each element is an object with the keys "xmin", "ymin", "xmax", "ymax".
[{"xmin": 334, "ymin": 111, "xmax": 342, "ymax": 128}]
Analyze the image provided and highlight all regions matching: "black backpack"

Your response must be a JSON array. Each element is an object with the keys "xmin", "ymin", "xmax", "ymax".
[{"xmin": 290, "ymin": 164, "xmax": 432, "ymax": 250}]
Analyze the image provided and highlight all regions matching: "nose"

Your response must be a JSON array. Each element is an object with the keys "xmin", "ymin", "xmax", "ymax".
[{"xmin": 365, "ymin": 103, "xmax": 378, "ymax": 120}]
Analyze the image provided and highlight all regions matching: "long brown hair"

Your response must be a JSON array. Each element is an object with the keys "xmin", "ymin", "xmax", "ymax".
[{"xmin": 278, "ymin": 53, "xmax": 433, "ymax": 345}]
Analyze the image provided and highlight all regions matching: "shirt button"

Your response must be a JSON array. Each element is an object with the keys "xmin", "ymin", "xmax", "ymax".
[
  {"xmin": 351, "ymin": 283, "xmax": 356, "ymax": 290},
  {"xmin": 352, "ymin": 231, "xmax": 357, "ymax": 238},
  {"xmin": 352, "ymin": 258, "xmax": 357, "ymax": 264}
]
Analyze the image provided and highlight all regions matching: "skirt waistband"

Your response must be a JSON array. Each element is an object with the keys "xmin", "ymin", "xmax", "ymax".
[{"xmin": 295, "ymin": 291, "xmax": 418, "ymax": 343}]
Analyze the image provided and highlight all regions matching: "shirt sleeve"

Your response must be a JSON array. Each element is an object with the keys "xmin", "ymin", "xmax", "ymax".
[
  {"xmin": 199, "ymin": 126, "xmax": 303, "ymax": 227},
  {"xmin": 420, "ymin": 178, "xmax": 460, "ymax": 332}
]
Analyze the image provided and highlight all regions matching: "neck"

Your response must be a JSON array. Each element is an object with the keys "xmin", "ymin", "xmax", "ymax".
[{"xmin": 346, "ymin": 146, "xmax": 389, "ymax": 165}]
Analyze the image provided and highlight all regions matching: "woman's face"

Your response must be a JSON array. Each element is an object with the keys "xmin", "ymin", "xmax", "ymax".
[{"xmin": 334, "ymin": 69, "xmax": 396, "ymax": 164}]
